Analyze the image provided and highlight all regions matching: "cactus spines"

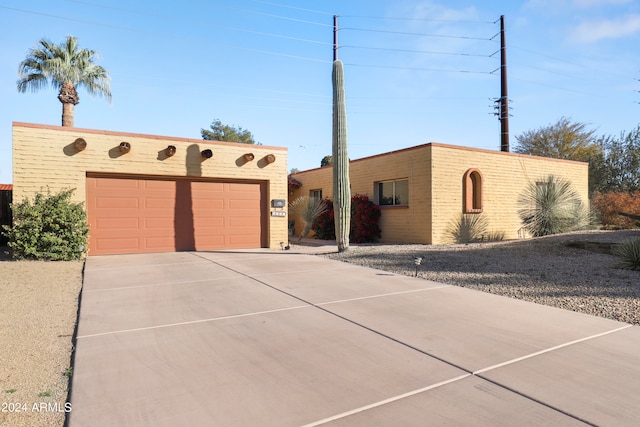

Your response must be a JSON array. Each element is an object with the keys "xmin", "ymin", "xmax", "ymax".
[{"xmin": 332, "ymin": 59, "xmax": 351, "ymax": 252}]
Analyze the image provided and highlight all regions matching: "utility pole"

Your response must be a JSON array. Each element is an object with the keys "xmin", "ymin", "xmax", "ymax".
[
  {"xmin": 499, "ymin": 15, "xmax": 509, "ymax": 152},
  {"xmin": 333, "ymin": 15, "xmax": 338, "ymax": 61}
]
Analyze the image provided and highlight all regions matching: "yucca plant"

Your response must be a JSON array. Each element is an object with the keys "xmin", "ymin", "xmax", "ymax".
[
  {"xmin": 289, "ymin": 196, "xmax": 328, "ymax": 241},
  {"xmin": 518, "ymin": 175, "xmax": 590, "ymax": 237},
  {"xmin": 447, "ymin": 213, "xmax": 490, "ymax": 243},
  {"xmin": 613, "ymin": 237, "xmax": 640, "ymax": 270}
]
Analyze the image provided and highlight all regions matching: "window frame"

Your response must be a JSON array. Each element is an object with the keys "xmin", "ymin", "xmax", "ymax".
[
  {"xmin": 309, "ymin": 189, "xmax": 322, "ymax": 202},
  {"xmin": 375, "ymin": 179, "xmax": 409, "ymax": 207}
]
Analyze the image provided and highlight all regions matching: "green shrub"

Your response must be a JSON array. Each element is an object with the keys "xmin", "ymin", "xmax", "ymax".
[
  {"xmin": 1, "ymin": 189, "xmax": 88, "ymax": 260},
  {"xmin": 613, "ymin": 237, "xmax": 640, "ymax": 270},
  {"xmin": 518, "ymin": 175, "xmax": 591, "ymax": 237}
]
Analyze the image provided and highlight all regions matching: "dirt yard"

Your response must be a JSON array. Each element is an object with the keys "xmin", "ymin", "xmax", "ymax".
[{"xmin": 0, "ymin": 249, "xmax": 83, "ymax": 427}]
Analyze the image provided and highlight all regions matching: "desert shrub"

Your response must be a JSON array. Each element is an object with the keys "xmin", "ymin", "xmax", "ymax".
[
  {"xmin": 289, "ymin": 196, "xmax": 328, "ymax": 241},
  {"xmin": 591, "ymin": 191, "xmax": 640, "ymax": 229},
  {"xmin": 312, "ymin": 195, "xmax": 381, "ymax": 243},
  {"xmin": 1, "ymin": 189, "xmax": 88, "ymax": 260},
  {"xmin": 350, "ymin": 194, "xmax": 381, "ymax": 243},
  {"xmin": 447, "ymin": 213, "xmax": 491, "ymax": 243},
  {"xmin": 613, "ymin": 237, "xmax": 640, "ymax": 270},
  {"xmin": 312, "ymin": 199, "xmax": 335, "ymax": 240},
  {"xmin": 518, "ymin": 175, "xmax": 591, "ymax": 237}
]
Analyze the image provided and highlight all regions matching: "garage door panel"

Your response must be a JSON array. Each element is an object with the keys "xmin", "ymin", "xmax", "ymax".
[
  {"xmin": 94, "ymin": 178, "xmax": 139, "ymax": 189},
  {"xmin": 144, "ymin": 218, "xmax": 174, "ymax": 229},
  {"xmin": 229, "ymin": 200, "xmax": 260, "ymax": 210},
  {"xmin": 96, "ymin": 217, "xmax": 139, "ymax": 230},
  {"xmin": 95, "ymin": 237, "xmax": 141, "ymax": 251},
  {"xmin": 229, "ymin": 234, "xmax": 261, "ymax": 246},
  {"xmin": 95, "ymin": 197, "xmax": 139, "ymax": 209},
  {"xmin": 143, "ymin": 180, "xmax": 174, "ymax": 190},
  {"xmin": 143, "ymin": 237, "xmax": 177, "ymax": 250},
  {"xmin": 193, "ymin": 218, "xmax": 225, "ymax": 228},
  {"xmin": 145, "ymin": 197, "xmax": 176, "ymax": 209},
  {"xmin": 87, "ymin": 176, "xmax": 264, "ymax": 255}
]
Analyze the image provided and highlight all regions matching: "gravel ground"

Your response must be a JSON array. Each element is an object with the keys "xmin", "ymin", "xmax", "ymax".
[
  {"xmin": 322, "ymin": 230, "xmax": 640, "ymax": 325},
  {"xmin": 0, "ymin": 250, "xmax": 83, "ymax": 427}
]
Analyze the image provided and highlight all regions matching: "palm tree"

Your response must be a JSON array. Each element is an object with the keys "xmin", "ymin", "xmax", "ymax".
[{"xmin": 17, "ymin": 35, "xmax": 111, "ymax": 127}]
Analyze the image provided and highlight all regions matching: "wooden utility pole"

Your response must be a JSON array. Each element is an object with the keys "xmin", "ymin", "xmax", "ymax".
[{"xmin": 500, "ymin": 15, "xmax": 509, "ymax": 152}]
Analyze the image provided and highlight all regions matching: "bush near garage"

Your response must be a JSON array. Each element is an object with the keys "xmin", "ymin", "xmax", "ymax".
[
  {"xmin": 311, "ymin": 194, "xmax": 381, "ymax": 243},
  {"xmin": 591, "ymin": 191, "xmax": 640, "ymax": 229},
  {"xmin": 1, "ymin": 189, "xmax": 88, "ymax": 260}
]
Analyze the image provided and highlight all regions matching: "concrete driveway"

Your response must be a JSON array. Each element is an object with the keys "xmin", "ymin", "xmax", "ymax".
[{"xmin": 68, "ymin": 249, "xmax": 640, "ymax": 426}]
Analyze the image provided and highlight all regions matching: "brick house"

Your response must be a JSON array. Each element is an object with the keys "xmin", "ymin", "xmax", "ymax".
[
  {"xmin": 12, "ymin": 122, "xmax": 289, "ymax": 255},
  {"xmin": 289, "ymin": 143, "xmax": 589, "ymax": 245}
]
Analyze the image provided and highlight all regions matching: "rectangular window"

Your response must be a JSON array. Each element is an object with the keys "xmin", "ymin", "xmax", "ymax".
[
  {"xmin": 376, "ymin": 179, "xmax": 408, "ymax": 206},
  {"xmin": 310, "ymin": 189, "xmax": 322, "ymax": 201}
]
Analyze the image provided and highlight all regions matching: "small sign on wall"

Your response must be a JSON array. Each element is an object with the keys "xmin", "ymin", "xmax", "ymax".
[
  {"xmin": 270, "ymin": 211, "xmax": 286, "ymax": 217},
  {"xmin": 271, "ymin": 199, "xmax": 286, "ymax": 208}
]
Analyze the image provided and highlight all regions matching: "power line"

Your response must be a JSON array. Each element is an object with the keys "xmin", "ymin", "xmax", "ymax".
[
  {"xmin": 190, "ymin": 0, "xmax": 332, "ymax": 27},
  {"xmin": 65, "ymin": 0, "xmax": 331, "ymax": 45},
  {"xmin": 344, "ymin": 62, "xmax": 496, "ymax": 75},
  {"xmin": 250, "ymin": 0, "xmax": 333, "ymax": 16},
  {"xmin": 0, "ymin": 5, "xmax": 332, "ymax": 62},
  {"xmin": 341, "ymin": 44, "xmax": 496, "ymax": 58},
  {"xmin": 340, "ymin": 26, "xmax": 493, "ymax": 41},
  {"xmin": 508, "ymin": 42, "xmax": 635, "ymax": 81},
  {"xmin": 340, "ymin": 14, "xmax": 495, "ymax": 24}
]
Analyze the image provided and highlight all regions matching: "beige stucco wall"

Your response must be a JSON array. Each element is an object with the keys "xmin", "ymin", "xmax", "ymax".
[
  {"xmin": 12, "ymin": 122, "xmax": 289, "ymax": 249},
  {"xmin": 290, "ymin": 143, "xmax": 588, "ymax": 245}
]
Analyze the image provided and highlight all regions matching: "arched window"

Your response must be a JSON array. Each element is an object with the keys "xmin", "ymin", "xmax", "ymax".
[{"xmin": 463, "ymin": 168, "xmax": 483, "ymax": 213}]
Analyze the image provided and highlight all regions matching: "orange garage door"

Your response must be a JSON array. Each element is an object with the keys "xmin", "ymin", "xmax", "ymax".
[{"xmin": 87, "ymin": 176, "xmax": 265, "ymax": 255}]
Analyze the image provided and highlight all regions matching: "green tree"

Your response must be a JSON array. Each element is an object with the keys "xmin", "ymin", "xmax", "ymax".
[
  {"xmin": 321, "ymin": 155, "xmax": 333, "ymax": 167},
  {"xmin": 201, "ymin": 119, "xmax": 257, "ymax": 144},
  {"xmin": 514, "ymin": 117, "xmax": 600, "ymax": 161},
  {"xmin": 17, "ymin": 36, "xmax": 111, "ymax": 127},
  {"xmin": 591, "ymin": 125, "xmax": 640, "ymax": 193}
]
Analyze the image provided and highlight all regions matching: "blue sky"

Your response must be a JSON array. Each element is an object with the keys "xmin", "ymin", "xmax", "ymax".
[{"xmin": 1, "ymin": 0, "xmax": 639, "ymax": 184}]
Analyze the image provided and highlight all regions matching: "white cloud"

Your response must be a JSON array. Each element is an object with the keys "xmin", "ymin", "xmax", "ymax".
[
  {"xmin": 571, "ymin": 0, "xmax": 632, "ymax": 7},
  {"xmin": 524, "ymin": 0, "xmax": 631, "ymax": 9},
  {"xmin": 570, "ymin": 14, "xmax": 640, "ymax": 43}
]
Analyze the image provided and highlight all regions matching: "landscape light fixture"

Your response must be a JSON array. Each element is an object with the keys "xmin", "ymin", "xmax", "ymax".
[{"xmin": 414, "ymin": 256, "xmax": 423, "ymax": 277}]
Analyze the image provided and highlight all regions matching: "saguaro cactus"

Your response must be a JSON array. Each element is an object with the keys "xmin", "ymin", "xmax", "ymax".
[{"xmin": 332, "ymin": 59, "xmax": 351, "ymax": 252}]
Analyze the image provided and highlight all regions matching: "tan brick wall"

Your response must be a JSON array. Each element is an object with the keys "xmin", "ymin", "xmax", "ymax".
[
  {"xmin": 429, "ymin": 144, "xmax": 588, "ymax": 244},
  {"xmin": 12, "ymin": 122, "xmax": 289, "ymax": 249},
  {"xmin": 290, "ymin": 145, "xmax": 433, "ymax": 243},
  {"xmin": 290, "ymin": 143, "xmax": 588, "ymax": 245}
]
